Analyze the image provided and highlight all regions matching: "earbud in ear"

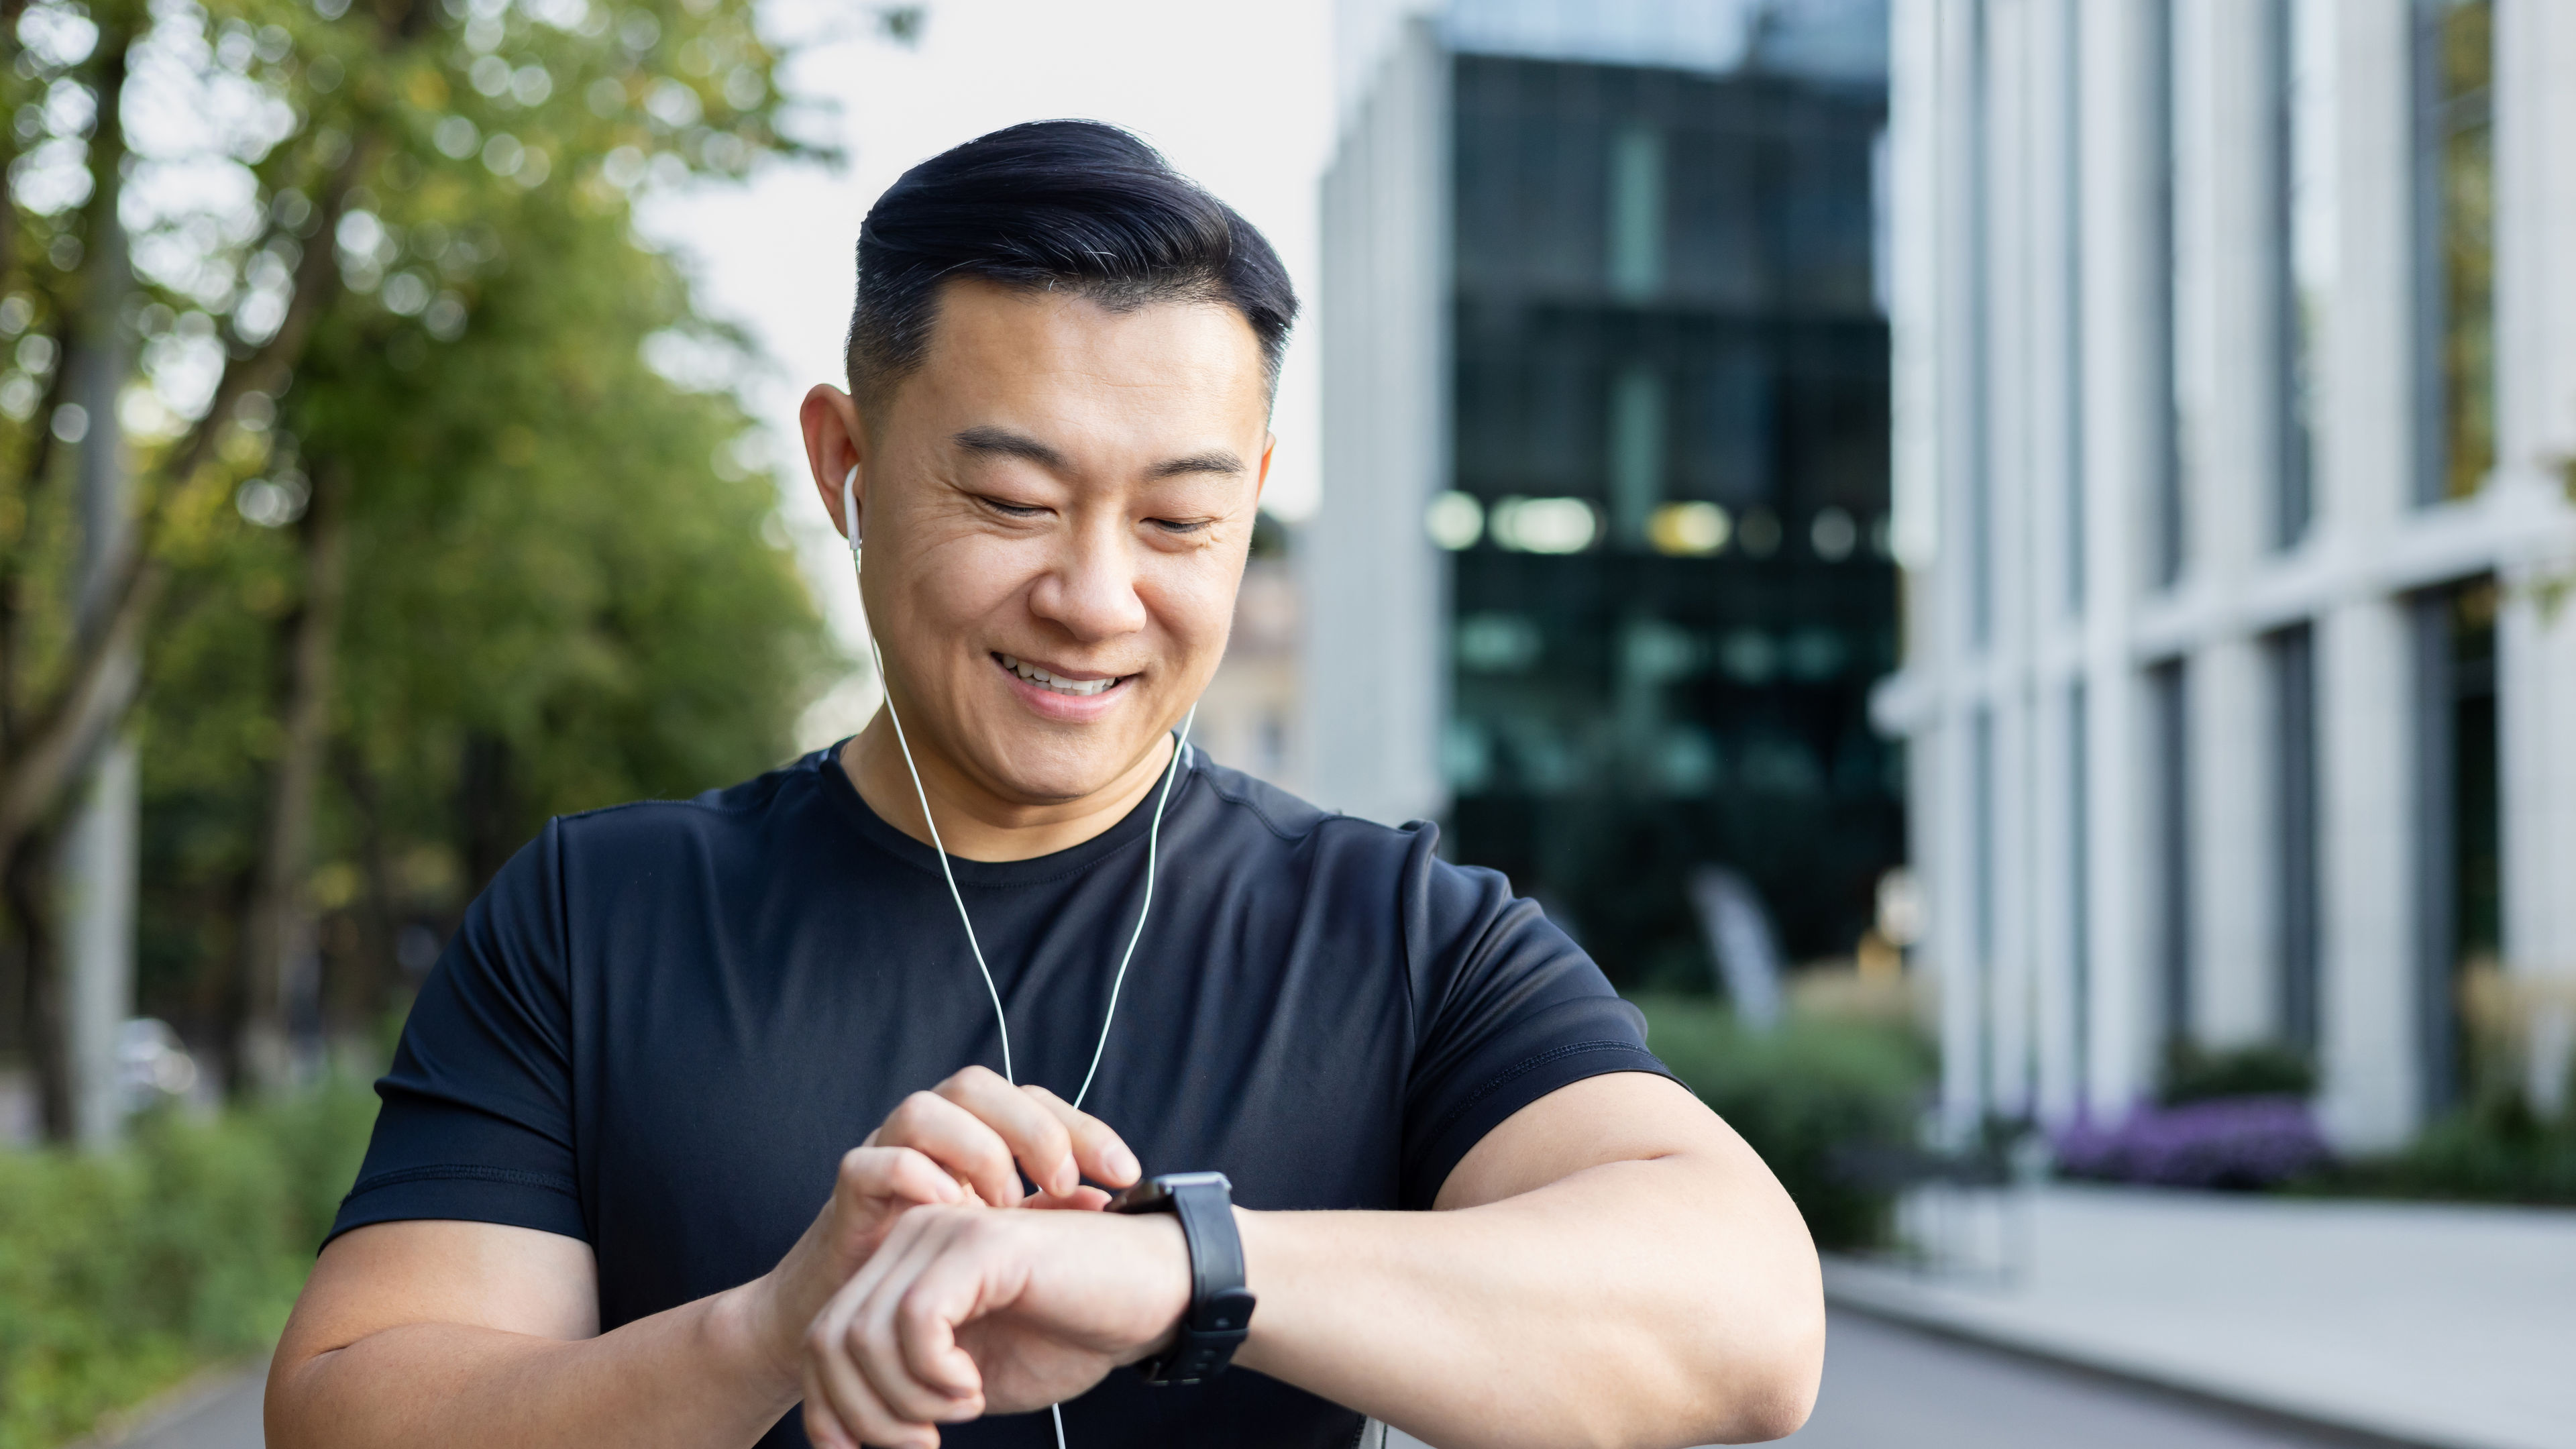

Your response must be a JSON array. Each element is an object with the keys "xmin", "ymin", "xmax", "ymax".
[{"xmin": 840, "ymin": 464, "xmax": 861, "ymax": 555}]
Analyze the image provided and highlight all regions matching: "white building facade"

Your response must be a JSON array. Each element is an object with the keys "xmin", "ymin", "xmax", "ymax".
[{"xmin": 1874, "ymin": 0, "xmax": 2576, "ymax": 1148}]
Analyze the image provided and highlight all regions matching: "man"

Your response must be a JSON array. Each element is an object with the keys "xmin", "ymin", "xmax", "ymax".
[{"xmin": 269, "ymin": 121, "xmax": 1823, "ymax": 1449}]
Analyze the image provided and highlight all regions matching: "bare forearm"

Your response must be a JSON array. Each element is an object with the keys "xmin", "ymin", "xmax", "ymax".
[
  {"xmin": 1235, "ymin": 1156, "xmax": 1823, "ymax": 1449},
  {"xmin": 268, "ymin": 1283, "xmax": 797, "ymax": 1449}
]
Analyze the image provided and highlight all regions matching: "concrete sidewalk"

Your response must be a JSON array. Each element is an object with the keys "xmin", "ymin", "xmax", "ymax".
[{"xmin": 1823, "ymin": 1184, "xmax": 2576, "ymax": 1449}]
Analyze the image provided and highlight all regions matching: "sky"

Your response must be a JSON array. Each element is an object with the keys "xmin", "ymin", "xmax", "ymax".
[{"xmin": 635, "ymin": 0, "xmax": 1338, "ymax": 741}]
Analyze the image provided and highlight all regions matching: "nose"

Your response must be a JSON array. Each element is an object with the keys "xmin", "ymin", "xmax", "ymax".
[{"xmin": 1026, "ymin": 515, "xmax": 1149, "ymax": 645}]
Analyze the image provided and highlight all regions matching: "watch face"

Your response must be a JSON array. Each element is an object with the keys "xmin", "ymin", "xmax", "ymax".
[
  {"xmin": 1109, "ymin": 1171, "xmax": 1232, "ymax": 1214},
  {"xmin": 1157, "ymin": 1171, "xmax": 1234, "ymax": 1194},
  {"xmin": 1107, "ymin": 1180, "xmax": 1173, "ymax": 1214}
]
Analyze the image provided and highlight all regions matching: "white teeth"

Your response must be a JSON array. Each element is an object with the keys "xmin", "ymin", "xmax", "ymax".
[{"xmin": 998, "ymin": 653, "xmax": 1118, "ymax": 698}]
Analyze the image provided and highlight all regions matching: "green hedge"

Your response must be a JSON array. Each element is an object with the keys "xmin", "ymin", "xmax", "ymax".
[
  {"xmin": 2311, "ymin": 1095, "xmax": 2576, "ymax": 1205},
  {"xmin": 0, "ymin": 1083, "xmax": 378, "ymax": 1449},
  {"xmin": 1633, "ymin": 996, "xmax": 1933, "ymax": 1250}
]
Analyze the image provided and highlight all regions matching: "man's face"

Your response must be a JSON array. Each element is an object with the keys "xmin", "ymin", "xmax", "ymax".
[{"xmin": 823, "ymin": 278, "xmax": 1271, "ymax": 807}]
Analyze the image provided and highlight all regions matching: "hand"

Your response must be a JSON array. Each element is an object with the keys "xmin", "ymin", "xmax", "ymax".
[
  {"xmin": 800, "ymin": 1203, "xmax": 1193, "ymax": 1449},
  {"xmin": 743, "ymin": 1067, "xmax": 1144, "ymax": 1389}
]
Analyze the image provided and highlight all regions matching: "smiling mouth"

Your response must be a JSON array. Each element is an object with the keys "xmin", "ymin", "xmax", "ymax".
[{"xmin": 996, "ymin": 653, "xmax": 1129, "ymax": 698}]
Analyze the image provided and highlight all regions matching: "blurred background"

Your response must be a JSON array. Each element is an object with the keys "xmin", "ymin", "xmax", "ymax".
[{"xmin": 2, "ymin": 0, "xmax": 2572, "ymax": 1446}]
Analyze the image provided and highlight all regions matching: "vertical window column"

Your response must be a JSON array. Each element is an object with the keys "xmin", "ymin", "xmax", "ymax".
[
  {"xmin": 1607, "ymin": 121, "xmax": 1665, "ymax": 301},
  {"xmin": 2281, "ymin": 0, "xmax": 2337, "ymax": 545},
  {"xmin": 2151, "ymin": 660, "xmax": 2192, "ymax": 1059},
  {"xmin": 2068, "ymin": 680, "xmax": 2092, "ymax": 1110},
  {"xmin": 2153, "ymin": 0, "xmax": 2186, "ymax": 589},
  {"xmin": 1608, "ymin": 365, "xmax": 1666, "ymax": 546},
  {"xmin": 2412, "ymin": 580, "xmax": 2500, "ymax": 1118},
  {"xmin": 2269, "ymin": 625, "xmax": 2321, "ymax": 1051},
  {"xmin": 1972, "ymin": 707, "xmax": 1997, "ymax": 1108},
  {"xmin": 2416, "ymin": 0, "xmax": 2493, "ymax": 503}
]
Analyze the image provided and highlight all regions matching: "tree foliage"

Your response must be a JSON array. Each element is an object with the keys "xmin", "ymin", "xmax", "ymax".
[{"xmin": 1, "ymin": 0, "xmax": 840, "ymax": 1095}]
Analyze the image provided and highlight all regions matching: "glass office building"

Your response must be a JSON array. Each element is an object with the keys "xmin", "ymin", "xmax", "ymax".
[
  {"xmin": 1874, "ymin": 0, "xmax": 2576, "ymax": 1148},
  {"xmin": 1310, "ymin": 2, "xmax": 1898, "ymax": 987}
]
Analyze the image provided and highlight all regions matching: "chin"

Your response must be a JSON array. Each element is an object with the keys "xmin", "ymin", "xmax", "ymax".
[{"xmin": 981, "ymin": 735, "xmax": 1155, "ymax": 806}]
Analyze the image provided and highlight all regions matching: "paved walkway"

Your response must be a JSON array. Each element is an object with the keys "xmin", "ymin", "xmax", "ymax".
[
  {"xmin": 89, "ymin": 1187, "xmax": 2576, "ymax": 1449},
  {"xmin": 1790, "ymin": 1310, "xmax": 2373, "ymax": 1449},
  {"xmin": 1825, "ymin": 1183, "xmax": 2576, "ymax": 1449},
  {"xmin": 113, "ymin": 1311, "xmax": 2373, "ymax": 1449},
  {"xmin": 79, "ymin": 1367, "xmax": 264, "ymax": 1449}
]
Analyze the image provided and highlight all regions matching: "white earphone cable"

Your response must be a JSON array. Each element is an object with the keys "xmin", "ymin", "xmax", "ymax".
[
  {"xmin": 844, "ymin": 467, "xmax": 1195, "ymax": 1449},
  {"xmin": 1071, "ymin": 701, "xmax": 1191, "ymax": 1112},
  {"xmin": 865, "ymin": 630, "xmax": 1018, "ymax": 1083}
]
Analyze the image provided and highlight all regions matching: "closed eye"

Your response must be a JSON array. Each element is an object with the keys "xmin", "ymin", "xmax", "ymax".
[
  {"xmin": 1148, "ymin": 517, "xmax": 1216, "ymax": 535},
  {"xmin": 979, "ymin": 495, "xmax": 1047, "ymax": 519}
]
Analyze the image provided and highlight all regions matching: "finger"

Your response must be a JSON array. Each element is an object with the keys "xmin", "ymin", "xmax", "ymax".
[
  {"xmin": 800, "ymin": 1357, "xmax": 863, "ymax": 1449},
  {"xmin": 894, "ymin": 1235, "xmax": 1000, "ymax": 1410},
  {"xmin": 1025, "ymin": 1185, "xmax": 1113, "ymax": 1212},
  {"xmin": 869, "ymin": 1089, "xmax": 1026, "ymax": 1208},
  {"xmin": 837, "ymin": 1145, "xmax": 966, "ymax": 1216},
  {"xmin": 811, "ymin": 1275, "xmax": 943, "ymax": 1449},
  {"xmin": 1018, "ymin": 1084, "xmax": 1144, "ymax": 1189},
  {"xmin": 806, "ymin": 1284, "xmax": 914, "ymax": 1449},
  {"xmin": 853, "ymin": 1215, "xmax": 986, "ymax": 1424},
  {"xmin": 934, "ymin": 1068, "xmax": 1083, "ymax": 1199}
]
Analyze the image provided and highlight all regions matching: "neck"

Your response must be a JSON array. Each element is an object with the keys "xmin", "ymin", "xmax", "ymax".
[{"xmin": 841, "ymin": 712, "xmax": 1179, "ymax": 863}]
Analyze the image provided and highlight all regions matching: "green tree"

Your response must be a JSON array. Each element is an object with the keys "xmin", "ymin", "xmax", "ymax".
[{"xmin": 2, "ymin": 0, "xmax": 851, "ymax": 1126}]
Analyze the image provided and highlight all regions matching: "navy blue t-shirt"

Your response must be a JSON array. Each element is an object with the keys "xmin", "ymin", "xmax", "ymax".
[{"xmin": 332, "ymin": 743, "xmax": 1666, "ymax": 1448}]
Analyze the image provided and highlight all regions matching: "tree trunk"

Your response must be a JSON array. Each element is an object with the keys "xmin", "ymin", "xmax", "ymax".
[
  {"xmin": 15, "ymin": 10, "xmax": 139, "ymax": 1140},
  {"xmin": 6, "ymin": 832, "xmax": 68, "ymax": 1140},
  {"xmin": 459, "ymin": 732, "xmax": 521, "ymax": 898},
  {"xmin": 335, "ymin": 742, "xmax": 405, "ymax": 1014},
  {"xmin": 235, "ymin": 460, "xmax": 350, "ymax": 1093}
]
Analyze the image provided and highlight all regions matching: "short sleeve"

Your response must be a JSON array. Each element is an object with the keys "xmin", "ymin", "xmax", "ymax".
[
  {"xmin": 326, "ymin": 820, "xmax": 588, "ymax": 1248},
  {"xmin": 1397, "ymin": 828, "xmax": 1674, "ymax": 1209}
]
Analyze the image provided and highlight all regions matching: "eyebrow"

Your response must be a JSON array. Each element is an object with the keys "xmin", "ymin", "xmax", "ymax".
[
  {"xmin": 1147, "ymin": 449, "xmax": 1246, "ymax": 479},
  {"xmin": 952, "ymin": 425, "xmax": 1066, "ymax": 470},
  {"xmin": 951, "ymin": 425, "xmax": 1244, "ymax": 480}
]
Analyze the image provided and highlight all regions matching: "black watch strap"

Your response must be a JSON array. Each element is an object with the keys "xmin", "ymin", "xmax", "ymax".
[{"xmin": 1109, "ymin": 1171, "xmax": 1255, "ymax": 1384}]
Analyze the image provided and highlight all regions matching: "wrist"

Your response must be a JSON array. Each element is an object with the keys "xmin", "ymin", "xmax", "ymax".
[
  {"xmin": 1231, "ymin": 1208, "xmax": 1279, "ymax": 1366},
  {"xmin": 1109, "ymin": 1175, "xmax": 1253, "ymax": 1384},
  {"xmin": 1130, "ymin": 1209, "xmax": 1193, "ymax": 1361},
  {"xmin": 711, "ymin": 1273, "xmax": 804, "ymax": 1403}
]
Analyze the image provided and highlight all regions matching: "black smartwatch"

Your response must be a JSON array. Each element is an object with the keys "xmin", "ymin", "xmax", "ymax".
[{"xmin": 1108, "ymin": 1171, "xmax": 1255, "ymax": 1385}]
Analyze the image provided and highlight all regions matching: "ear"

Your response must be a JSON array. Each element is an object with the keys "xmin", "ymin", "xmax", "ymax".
[
  {"xmin": 1254, "ymin": 432, "xmax": 1275, "ymax": 510},
  {"xmin": 799, "ymin": 384, "xmax": 868, "ymax": 542}
]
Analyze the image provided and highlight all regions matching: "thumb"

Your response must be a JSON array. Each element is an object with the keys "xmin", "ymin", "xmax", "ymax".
[{"xmin": 841, "ymin": 1146, "xmax": 966, "ymax": 1218}]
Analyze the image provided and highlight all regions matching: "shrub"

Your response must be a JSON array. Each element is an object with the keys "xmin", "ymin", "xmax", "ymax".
[
  {"xmin": 1633, "ymin": 995, "xmax": 1933, "ymax": 1249},
  {"xmin": 2052, "ymin": 1096, "xmax": 2331, "ymax": 1190},
  {"xmin": 2319, "ymin": 1093, "xmax": 2576, "ymax": 1205},
  {"xmin": 2159, "ymin": 1041, "xmax": 2316, "ymax": 1106},
  {"xmin": 0, "ymin": 1082, "xmax": 378, "ymax": 1449}
]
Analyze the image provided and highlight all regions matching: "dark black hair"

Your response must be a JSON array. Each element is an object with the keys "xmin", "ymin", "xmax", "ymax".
[{"xmin": 846, "ymin": 120, "xmax": 1297, "ymax": 416}]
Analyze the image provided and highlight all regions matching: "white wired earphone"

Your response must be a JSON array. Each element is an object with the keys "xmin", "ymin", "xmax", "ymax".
[{"xmin": 841, "ymin": 466, "xmax": 1194, "ymax": 1449}]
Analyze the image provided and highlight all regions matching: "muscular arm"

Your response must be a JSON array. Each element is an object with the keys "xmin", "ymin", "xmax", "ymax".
[
  {"xmin": 1240, "ymin": 1071, "xmax": 1823, "ymax": 1448},
  {"xmin": 268, "ymin": 1073, "xmax": 1135, "ymax": 1449},
  {"xmin": 802, "ymin": 1072, "xmax": 1822, "ymax": 1449},
  {"xmin": 265, "ymin": 1221, "xmax": 793, "ymax": 1449}
]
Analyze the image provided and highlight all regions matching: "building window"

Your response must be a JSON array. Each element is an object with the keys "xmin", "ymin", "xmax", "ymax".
[
  {"xmin": 2061, "ymin": 34, "xmax": 2087, "ymax": 616},
  {"xmin": 2150, "ymin": 660, "xmax": 2192, "ymax": 1053},
  {"xmin": 2281, "ymin": 0, "xmax": 2336, "ymax": 546},
  {"xmin": 2267, "ymin": 625, "xmax": 2320, "ymax": 1051},
  {"xmin": 1607, "ymin": 121, "xmax": 1665, "ymax": 301},
  {"xmin": 2068, "ymin": 680, "xmax": 2092, "ymax": 1105},
  {"xmin": 1972, "ymin": 706, "xmax": 1996, "ymax": 1097},
  {"xmin": 2419, "ymin": 0, "xmax": 2493, "ymax": 503},
  {"xmin": 2155, "ymin": 0, "xmax": 2185, "ymax": 590},
  {"xmin": 1608, "ymin": 363, "xmax": 1666, "ymax": 545},
  {"xmin": 2412, "ymin": 579, "xmax": 2500, "ymax": 1116}
]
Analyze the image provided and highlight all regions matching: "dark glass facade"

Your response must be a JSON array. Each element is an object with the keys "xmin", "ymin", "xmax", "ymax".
[{"xmin": 1440, "ymin": 54, "xmax": 1898, "ymax": 989}]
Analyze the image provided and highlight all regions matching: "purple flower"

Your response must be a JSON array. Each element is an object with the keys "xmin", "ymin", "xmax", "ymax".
[{"xmin": 2051, "ymin": 1095, "xmax": 2331, "ymax": 1189}]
